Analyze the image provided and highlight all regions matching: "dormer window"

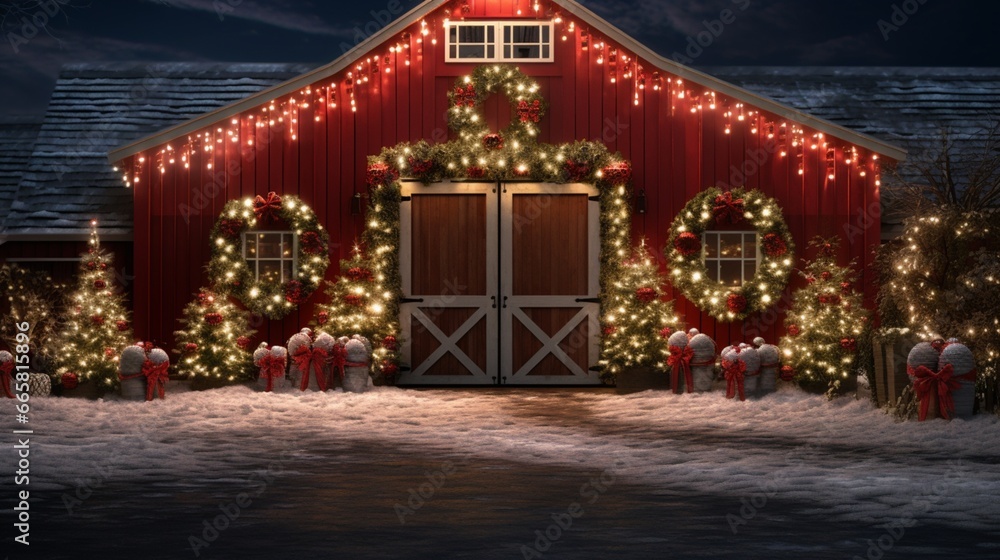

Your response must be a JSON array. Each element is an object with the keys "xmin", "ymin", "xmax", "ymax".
[{"xmin": 446, "ymin": 21, "xmax": 554, "ymax": 63}]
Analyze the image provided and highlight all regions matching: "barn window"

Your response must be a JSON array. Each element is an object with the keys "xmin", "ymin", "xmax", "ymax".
[
  {"xmin": 243, "ymin": 232, "xmax": 297, "ymax": 284},
  {"xmin": 702, "ymin": 232, "xmax": 759, "ymax": 287},
  {"xmin": 445, "ymin": 21, "xmax": 554, "ymax": 62}
]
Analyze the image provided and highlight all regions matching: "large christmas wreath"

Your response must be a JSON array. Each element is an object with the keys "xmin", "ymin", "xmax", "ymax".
[
  {"xmin": 448, "ymin": 64, "xmax": 546, "ymax": 147},
  {"xmin": 208, "ymin": 191, "xmax": 330, "ymax": 320},
  {"xmin": 666, "ymin": 187, "xmax": 794, "ymax": 321}
]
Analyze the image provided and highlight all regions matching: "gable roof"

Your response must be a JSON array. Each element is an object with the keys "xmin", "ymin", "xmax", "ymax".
[
  {"xmin": 0, "ymin": 118, "xmax": 41, "ymax": 233},
  {"xmin": 109, "ymin": 0, "xmax": 907, "ymax": 163},
  {"xmin": 1, "ymin": 62, "xmax": 313, "ymax": 239}
]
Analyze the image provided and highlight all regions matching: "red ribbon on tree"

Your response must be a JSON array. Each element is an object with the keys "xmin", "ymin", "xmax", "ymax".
[
  {"xmin": 1, "ymin": 360, "xmax": 15, "ymax": 398},
  {"xmin": 713, "ymin": 191, "xmax": 745, "ymax": 225},
  {"xmin": 908, "ymin": 364, "xmax": 976, "ymax": 421},
  {"xmin": 293, "ymin": 346, "xmax": 329, "ymax": 392},
  {"xmin": 120, "ymin": 360, "xmax": 169, "ymax": 401},
  {"xmin": 723, "ymin": 359, "xmax": 748, "ymax": 401},
  {"xmin": 252, "ymin": 192, "xmax": 282, "ymax": 223},
  {"xmin": 517, "ymin": 100, "xmax": 542, "ymax": 123},
  {"xmin": 453, "ymin": 84, "xmax": 477, "ymax": 107},
  {"xmin": 258, "ymin": 354, "xmax": 286, "ymax": 392},
  {"xmin": 667, "ymin": 345, "xmax": 695, "ymax": 394}
]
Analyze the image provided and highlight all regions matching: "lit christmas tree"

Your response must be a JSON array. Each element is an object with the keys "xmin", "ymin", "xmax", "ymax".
[
  {"xmin": 173, "ymin": 288, "xmax": 256, "ymax": 384},
  {"xmin": 600, "ymin": 241, "xmax": 677, "ymax": 377},
  {"xmin": 779, "ymin": 237, "xmax": 868, "ymax": 395},
  {"xmin": 56, "ymin": 221, "xmax": 134, "ymax": 390}
]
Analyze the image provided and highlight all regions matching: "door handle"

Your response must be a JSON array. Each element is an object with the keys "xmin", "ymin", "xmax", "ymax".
[
  {"xmin": 502, "ymin": 296, "xmax": 508, "ymax": 309},
  {"xmin": 491, "ymin": 295, "xmax": 497, "ymax": 309}
]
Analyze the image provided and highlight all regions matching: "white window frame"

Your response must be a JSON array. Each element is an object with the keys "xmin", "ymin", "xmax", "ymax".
[
  {"xmin": 242, "ymin": 231, "xmax": 298, "ymax": 283},
  {"xmin": 702, "ymin": 231, "xmax": 760, "ymax": 287},
  {"xmin": 445, "ymin": 21, "xmax": 555, "ymax": 63}
]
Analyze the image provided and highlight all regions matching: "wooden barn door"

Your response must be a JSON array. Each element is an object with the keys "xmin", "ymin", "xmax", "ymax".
[
  {"xmin": 501, "ymin": 183, "xmax": 601, "ymax": 385},
  {"xmin": 398, "ymin": 182, "xmax": 499, "ymax": 384},
  {"xmin": 398, "ymin": 182, "xmax": 599, "ymax": 385}
]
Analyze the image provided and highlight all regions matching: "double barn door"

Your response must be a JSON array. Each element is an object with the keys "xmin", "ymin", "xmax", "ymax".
[{"xmin": 398, "ymin": 182, "xmax": 600, "ymax": 385}]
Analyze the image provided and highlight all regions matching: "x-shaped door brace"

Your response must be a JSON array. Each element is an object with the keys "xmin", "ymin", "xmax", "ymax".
[
  {"xmin": 410, "ymin": 306, "xmax": 488, "ymax": 378},
  {"xmin": 510, "ymin": 306, "xmax": 591, "ymax": 378}
]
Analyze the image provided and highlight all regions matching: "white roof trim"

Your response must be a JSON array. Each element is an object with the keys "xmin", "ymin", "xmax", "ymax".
[{"xmin": 108, "ymin": 0, "xmax": 906, "ymax": 163}]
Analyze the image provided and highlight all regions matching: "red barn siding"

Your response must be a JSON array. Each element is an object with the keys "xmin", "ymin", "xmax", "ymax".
[{"xmin": 122, "ymin": 0, "xmax": 886, "ymax": 351}]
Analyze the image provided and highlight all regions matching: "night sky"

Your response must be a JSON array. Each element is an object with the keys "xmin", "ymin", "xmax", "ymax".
[{"xmin": 0, "ymin": 0, "xmax": 996, "ymax": 120}]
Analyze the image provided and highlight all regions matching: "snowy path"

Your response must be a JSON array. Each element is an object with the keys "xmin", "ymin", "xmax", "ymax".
[{"xmin": 3, "ymin": 385, "xmax": 999, "ymax": 559}]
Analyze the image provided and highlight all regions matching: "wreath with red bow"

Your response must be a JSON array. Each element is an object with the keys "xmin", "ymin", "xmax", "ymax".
[
  {"xmin": 665, "ymin": 187, "xmax": 794, "ymax": 321},
  {"xmin": 208, "ymin": 192, "xmax": 330, "ymax": 320}
]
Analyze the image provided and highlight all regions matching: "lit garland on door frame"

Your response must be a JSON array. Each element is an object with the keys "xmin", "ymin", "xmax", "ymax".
[
  {"xmin": 327, "ymin": 64, "xmax": 637, "ymax": 379},
  {"xmin": 207, "ymin": 194, "xmax": 331, "ymax": 320},
  {"xmin": 666, "ymin": 187, "xmax": 794, "ymax": 322}
]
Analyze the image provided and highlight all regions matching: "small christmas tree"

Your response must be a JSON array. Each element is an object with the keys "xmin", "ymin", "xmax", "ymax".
[
  {"xmin": 313, "ymin": 245, "xmax": 401, "ymax": 383},
  {"xmin": 56, "ymin": 221, "xmax": 134, "ymax": 390},
  {"xmin": 780, "ymin": 236, "xmax": 868, "ymax": 395},
  {"xmin": 600, "ymin": 241, "xmax": 677, "ymax": 377},
  {"xmin": 173, "ymin": 288, "xmax": 256, "ymax": 384}
]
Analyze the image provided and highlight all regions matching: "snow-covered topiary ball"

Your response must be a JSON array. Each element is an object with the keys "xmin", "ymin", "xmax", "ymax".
[
  {"xmin": 688, "ymin": 334, "xmax": 716, "ymax": 362},
  {"xmin": 667, "ymin": 331, "xmax": 688, "ymax": 349}
]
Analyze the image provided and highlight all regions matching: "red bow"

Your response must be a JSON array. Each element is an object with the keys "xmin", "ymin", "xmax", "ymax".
[
  {"xmin": 723, "ymin": 359, "xmax": 748, "ymax": 401},
  {"xmin": 329, "ymin": 344, "xmax": 347, "ymax": 380},
  {"xmin": 1, "ymin": 360, "xmax": 15, "ymax": 399},
  {"xmin": 713, "ymin": 192, "xmax": 745, "ymax": 225},
  {"xmin": 667, "ymin": 346, "xmax": 694, "ymax": 394},
  {"xmin": 293, "ymin": 346, "xmax": 328, "ymax": 392},
  {"xmin": 140, "ymin": 360, "xmax": 169, "ymax": 401},
  {"xmin": 258, "ymin": 354, "xmax": 286, "ymax": 392},
  {"xmin": 909, "ymin": 364, "xmax": 975, "ymax": 421},
  {"xmin": 253, "ymin": 191, "xmax": 282, "ymax": 223}
]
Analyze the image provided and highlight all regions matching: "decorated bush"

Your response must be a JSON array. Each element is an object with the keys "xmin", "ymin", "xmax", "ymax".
[
  {"xmin": 779, "ymin": 237, "xmax": 867, "ymax": 396},
  {"xmin": 173, "ymin": 289, "xmax": 256, "ymax": 384}
]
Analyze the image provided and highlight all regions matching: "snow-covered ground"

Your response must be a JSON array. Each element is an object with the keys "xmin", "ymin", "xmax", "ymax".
[{"xmin": 4, "ymin": 385, "xmax": 1000, "ymax": 559}]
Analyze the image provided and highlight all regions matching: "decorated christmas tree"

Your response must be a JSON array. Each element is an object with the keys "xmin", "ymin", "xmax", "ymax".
[
  {"xmin": 600, "ymin": 241, "xmax": 677, "ymax": 377},
  {"xmin": 55, "ymin": 221, "xmax": 134, "ymax": 390},
  {"xmin": 173, "ymin": 288, "xmax": 256, "ymax": 384},
  {"xmin": 780, "ymin": 237, "xmax": 867, "ymax": 395}
]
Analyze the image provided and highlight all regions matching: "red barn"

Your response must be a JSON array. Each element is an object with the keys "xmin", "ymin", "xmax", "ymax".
[{"xmin": 107, "ymin": 0, "xmax": 906, "ymax": 385}]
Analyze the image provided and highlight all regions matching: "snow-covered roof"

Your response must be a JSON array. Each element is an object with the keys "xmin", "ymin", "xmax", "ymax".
[
  {"xmin": 0, "ymin": 62, "xmax": 313, "ymax": 239},
  {"xmin": 0, "ymin": 117, "xmax": 41, "ymax": 234}
]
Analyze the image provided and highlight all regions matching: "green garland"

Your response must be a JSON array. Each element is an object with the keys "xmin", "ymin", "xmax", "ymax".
[
  {"xmin": 336, "ymin": 65, "xmax": 635, "ymax": 381},
  {"xmin": 208, "ymin": 193, "xmax": 330, "ymax": 320},
  {"xmin": 665, "ymin": 187, "xmax": 794, "ymax": 321}
]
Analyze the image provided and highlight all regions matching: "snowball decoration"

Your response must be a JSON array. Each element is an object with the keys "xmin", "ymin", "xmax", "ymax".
[
  {"xmin": 288, "ymin": 329, "xmax": 329, "ymax": 392},
  {"xmin": 119, "ymin": 343, "xmax": 170, "ymax": 401},
  {"xmin": 208, "ymin": 192, "xmax": 330, "ymax": 320},
  {"xmin": 722, "ymin": 346, "xmax": 761, "ymax": 401},
  {"xmin": 0, "ymin": 351, "xmax": 14, "ymax": 399},
  {"xmin": 688, "ymin": 333, "xmax": 717, "ymax": 392},
  {"xmin": 665, "ymin": 187, "xmax": 794, "ymax": 321},
  {"xmin": 666, "ymin": 331, "xmax": 693, "ymax": 394},
  {"xmin": 342, "ymin": 336, "xmax": 372, "ymax": 393},
  {"xmin": 938, "ymin": 342, "xmax": 977, "ymax": 419},
  {"xmin": 254, "ymin": 343, "xmax": 288, "ymax": 392},
  {"xmin": 754, "ymin": 338, "xmax": 781, "ymax": 395}
]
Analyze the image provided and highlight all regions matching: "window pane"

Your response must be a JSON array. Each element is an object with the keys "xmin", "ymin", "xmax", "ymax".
[
  {"xmin": 504, "ymin": 45, "xmax": 510, "ymax": 58},
  {"xmin": 513, "ymin": 45, "xmax": 541, "ymax": 59},
  {"xmin": 282, "ymin": 235, "xmax": 293, "ymax": 258},
  {"xmin": 720, "ymin": 233, "xmax": 742, "ymax": 257},
  {"xmin": 704, "ymin": 233, "xmax": 718, "ymax": 258},
  {"xmin": 706, "ymin": 260, "xmax": 720, "ymax": 282},
  {"xmin": 259, "ymin": 261, "xmax": 283, "ymax": 284},
  {"xmin": 488, "ymin": 26, "xmax": 495, "ymax": 41},
  {"xmin": 744, "ymin": 234, "xmax": 757, "ymax": 258},
  {"xmin": 504, "ymin": 26, "xmax": 510, "ymax": 42},
  {"xmin": 720, "ymin": 261, "xmax": 742, "ymax": 287},
  {"xmin": 257, "ymin": 233, "xmax": 282, "ymax": 258},
  {"xmin": 744, "ymin": 261, "xmax": 757, "ymax": 282},
  {"xmin": 283, "ymin": 261, "xmax": 294, "ymax": 283},
  {"xmin": 488, "ymin": 45, "xmax": 495, "ymax": 59},
  {"xmin": 449, "ymin": 27, "xmax": 457, "ymax": 41},
  {"xmin": 459, "ymin": 45, "xmax": 486, "ymax": 58},
  {"xmin": 458, "ymin": 26, "xmax": 485, "ymax": 42},
  {"xmin": 245, "ymin": 238, "xmax": 257, "ymax": 257},
  {"xmin": 542, "ymin": 45, "xmax": 549, "ymax": 59},
  {"xmin": 450, "ymin": 45, "xmax": 457, "ymax": 58},
  {"xmin": 542, "ymin": 26, "xmax": 550, "ymax": 42},
  {"xmin": 512, "ymin": 25, "xmax": 540, "ymax": 42}
]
